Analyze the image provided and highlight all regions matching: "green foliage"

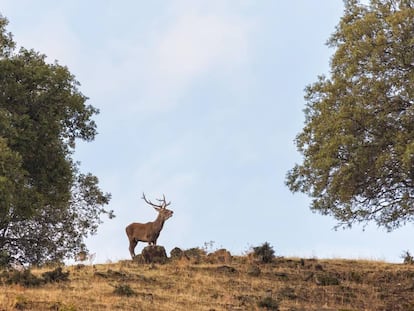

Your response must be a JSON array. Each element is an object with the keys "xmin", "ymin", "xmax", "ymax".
[
  {"xmin": 252, "ymin": 242, "xmax": 275, "ymax": 263},
  {"xmin": 0, "ymin": 14, "xmax": 14, "ymax": 57},
  {"xmin": 0, "ymin": 15, "xmax": 113, "ymax": 265},
  {"xmin": 286, "ymin": 0, "xmax": 414, "ymax": 230},
  {"xmin": 0, "ymin": 250, "xmax": 11, "ymax": 268}
]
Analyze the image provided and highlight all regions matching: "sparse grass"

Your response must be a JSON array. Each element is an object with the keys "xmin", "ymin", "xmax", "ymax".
[
  {"xmin": 258, "ymin": 296, "xmax": 280, "ymax": 310},
  {"xmin": 0, "ymin": 255, "xmax": 414, "ymax": 310}
]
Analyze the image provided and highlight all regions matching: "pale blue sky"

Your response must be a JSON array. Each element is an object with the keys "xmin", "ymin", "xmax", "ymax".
[{"xmin": 1, "ymin": 0, "xmax": 412, "ymax": 263}]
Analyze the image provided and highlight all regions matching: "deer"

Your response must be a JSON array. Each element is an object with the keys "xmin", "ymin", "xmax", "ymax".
[{"xmin": 125, "ymin": 193, "xmax": 173, "ymax": 259}]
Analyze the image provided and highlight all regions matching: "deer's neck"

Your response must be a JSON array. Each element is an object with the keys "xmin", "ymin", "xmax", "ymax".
[{"xmin": 153, "ymin": 214, "xmax": 165, "ymax": 231}]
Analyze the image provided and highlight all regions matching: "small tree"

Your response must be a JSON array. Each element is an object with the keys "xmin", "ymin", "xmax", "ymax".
[{"xmin": 252, "ymin": 242, "xmax": 275, "ymax": 263}]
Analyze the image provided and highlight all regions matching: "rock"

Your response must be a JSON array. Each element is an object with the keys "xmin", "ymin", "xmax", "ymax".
[
  {"xmin": 207, "ymin": 249, "xmax": 232, "ymax": 264},
  {"xmin": 141, "ymin": 245, "xmax": 168, "ymax": 264},
  {"xmin": 170, "ymin": 247, "xmax": 185, "ymax": 260},
  {"xmin": 183, "ymin": 248, "xmax": 206, "ymax": 264}
]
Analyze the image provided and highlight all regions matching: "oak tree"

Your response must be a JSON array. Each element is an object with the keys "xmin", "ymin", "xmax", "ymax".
[
  {"xmin": 0, "ymin": 15, "xmax": 113, "ymax": 265},
  {"xmin": 286, "ymin": 0, "xmax": 414, "ymax": 230}
]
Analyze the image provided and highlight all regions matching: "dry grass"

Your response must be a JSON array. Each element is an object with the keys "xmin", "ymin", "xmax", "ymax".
[{"xmin": 1, "ymin": 255, "xmax": 414, "ymax": 310}]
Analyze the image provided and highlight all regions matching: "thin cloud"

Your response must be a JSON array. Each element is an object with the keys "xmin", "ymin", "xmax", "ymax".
[
  {"xmin": 107, "ymin": 4, "xmax": 253, "ymax": 114},
  {"xmin": 10, "ymin": 9, "xmax": 80, "ymax": 69},
  {"xmin": 144, "ymin": 10, "xmax": 250, "ymax": 111}
]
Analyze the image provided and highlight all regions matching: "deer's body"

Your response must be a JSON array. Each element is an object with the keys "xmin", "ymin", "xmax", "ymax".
[
  {"xmin": 126, "ymin": 194, "xmax": 173, "ymax": 258},
  {"xmin": 126, "ymin": 217, "xmax": 165, "ymax": 249}
]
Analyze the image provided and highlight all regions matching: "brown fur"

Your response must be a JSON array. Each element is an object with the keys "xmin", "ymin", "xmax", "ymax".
[{"xmin": 125, "ymin": 194, "xmax": 173, "ymax": 258}]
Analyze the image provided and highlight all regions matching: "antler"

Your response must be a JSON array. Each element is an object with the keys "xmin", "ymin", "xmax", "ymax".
[
  {"xmin": 142, "ymin": 193, "xmax": 171, "ymax": 209},
  {"xmin": 156, "ymin": 194, "xmax": 171, "ymax": 209}
]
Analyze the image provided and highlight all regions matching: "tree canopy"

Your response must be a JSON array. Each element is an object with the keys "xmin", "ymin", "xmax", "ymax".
[
  {"xmin": 286, "ymin": 0, "xmax": 414, "ymax": 230},
  {"xmin": 0, "ymin": 15, "xmax": 113, "ymax": 265}
]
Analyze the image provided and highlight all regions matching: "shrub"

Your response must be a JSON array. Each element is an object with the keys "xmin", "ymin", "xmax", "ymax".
[
  {"xmin": 49, "ymin": 302, "xmax": 77, "ymax": 311},
  {"xmin": 1, "ymin": 267, "xmax": 69, "ymax": 287},
  {"xmin": 257, "ymin": 296, "xmax": 279, "ymax": 310},
  {"xmin": 42, "ymin": 267, "xmax": 69, "ymax": 283},
  {"xmin": 113, "ymin": 284, "xmax": 136, "ymax": 297},
  {"xmin": 14, "ymin": 295, "xmax": 29, "ymax": 310},
  {"xmin": 315, "ymin": 273, "xmax": 340, "ymax": 286},
  {"xmin": 184, "ymin": 247, "xmax": 206, "ymax": 264},
  {"xmin": 252, "ymin": 242, "xmax": 275, "ymax": 263},
  {"xmin": 277, "ymin": 286, "xmax": 297, "ymax": 300},
  {"xmin": 5, "ymin": 269, "xmax": 43, "ymax": 287},
  {"xmin": 401, "ymin": 250, "xmax": 414, "ymax": 265},
  {"xmin": 0, "ymin": 250, "xmax": 11, "ymax": 268},
  {"xmin": 170, "ymin": 247, "xmax": 185, "ymax": 260},
  {"xmin": 185, "ymin": 247, "xmax": 206, "ymax": 257}
]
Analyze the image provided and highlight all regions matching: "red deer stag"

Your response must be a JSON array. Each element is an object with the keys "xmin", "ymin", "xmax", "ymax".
[{"xmin": 125, "ymin": 193, "xmax": 173, "ymax": 259}]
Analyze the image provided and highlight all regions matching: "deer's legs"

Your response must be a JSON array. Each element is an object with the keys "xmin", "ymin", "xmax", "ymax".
[{"xmin": 129, "ymin": 239, "xmax": 138, "ymax": 259}]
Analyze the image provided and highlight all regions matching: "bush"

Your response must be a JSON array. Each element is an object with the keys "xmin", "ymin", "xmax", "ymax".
[
  {"xmin": 4, "ymin": 269, "xmax": 43, "ymax": 287},
  {"xmin": 0, "ymin": 251, "xmax": 11, "ymax": 268},
  {"xmin": 257, "ymin": 296, "xmax": 279, "ymax": 310},
  {"xmin": 184, "ymin": 247, "xmax": 206, "ymax": 258},
  {"xmin": 184, "ymin": 247, "xmax": 206, "ymax": 264},
  {"xmin": 170, "ymin": 247, "xmax": 185, "ymax": 260},
  {"xmin": 1, "ymin": 267, "xmax": 70, "ymax": 287},
  {"xmin": 14, "ymin": 295, "xmax": 31, "ymax": 310},
  {"xmin": 401, "ymin": 250, "xmax": 414, "ymax": 265},
  {"xmin": 42, "ymin": 267, "xmax": 69, "ymax": 283},
  {"xmin": 252, "ymin": 242, "xmax": 275, "ymax": 263},
  {"xmin": 55, "ymin": 303, "xmax": 77, "ymax": 311},
  {"xmin": 113, "ymin": 284, "xmax": 136, "ymax": 297},
  {"xmin": 277, "ymin": 286, "xmax": 297, "ymax": 300},
  {"xmin": 315, "ymin": 273, "xmax": 340, "ymax": 286}
]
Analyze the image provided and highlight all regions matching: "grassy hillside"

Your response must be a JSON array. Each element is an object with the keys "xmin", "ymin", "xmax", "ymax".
[{"xmin": 1, "ymin": 250, "xmax": 414, "ymax": 311}]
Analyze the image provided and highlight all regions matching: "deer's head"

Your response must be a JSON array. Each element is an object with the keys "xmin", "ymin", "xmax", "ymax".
[{"xmin": 142, "ymin": 193, "xmax": 173, "ymax": 221}]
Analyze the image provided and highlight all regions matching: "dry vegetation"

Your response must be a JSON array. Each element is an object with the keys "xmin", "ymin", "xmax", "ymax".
[{"xmin": 1, "ymin": 249, "xmax": 414, "ymax": 311}]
